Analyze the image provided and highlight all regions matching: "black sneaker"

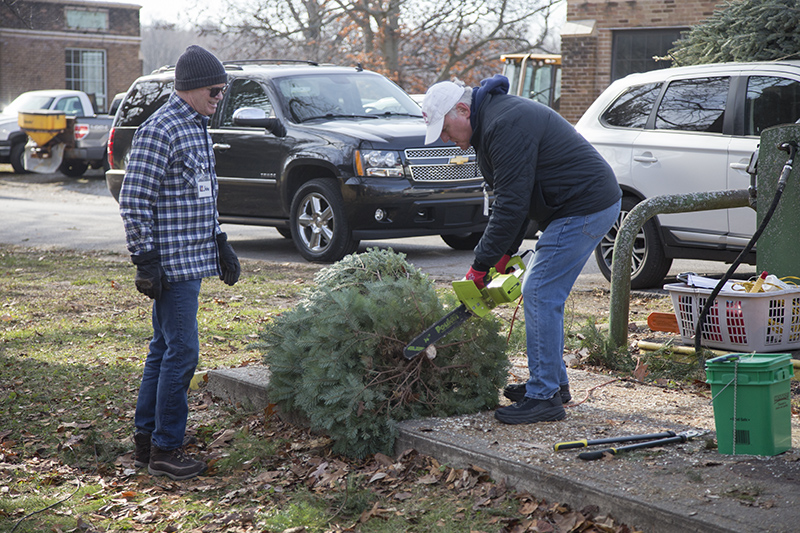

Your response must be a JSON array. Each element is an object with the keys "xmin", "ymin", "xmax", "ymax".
[
  {"xmin": 133, "ymin": 433, "xmax": 198, "ymax": 468},
  {"xmin": 494, "ymin": 395, "xmax": 566, "ymax": 425},
  {"xmin": 148, "ymin": 445, "xmax": 207, "ymax": 480},
  {"xmin": 503, "ymin": 383, "xmax": 572, "ymax": 404}
]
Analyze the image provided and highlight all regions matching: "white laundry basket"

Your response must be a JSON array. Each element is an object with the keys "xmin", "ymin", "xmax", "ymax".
[{"xmin": 665, "ymin": 282, "xmax": 800, "ymax": 352}]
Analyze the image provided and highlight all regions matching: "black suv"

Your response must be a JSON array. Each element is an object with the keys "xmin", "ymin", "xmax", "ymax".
[{"xmin": 106, "ymin": 61, "xmax": 489, "ymax": 262}]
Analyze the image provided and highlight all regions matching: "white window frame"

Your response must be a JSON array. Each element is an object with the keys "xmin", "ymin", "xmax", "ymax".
[{"xmin": 65, "ymin": 48, "xmax": 108, "ymax": 112}]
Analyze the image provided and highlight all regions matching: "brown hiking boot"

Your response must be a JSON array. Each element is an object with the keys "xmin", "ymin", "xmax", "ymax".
[{"xmin": 148, "ymin": 445, "xmax": 207, "ymax": 480}]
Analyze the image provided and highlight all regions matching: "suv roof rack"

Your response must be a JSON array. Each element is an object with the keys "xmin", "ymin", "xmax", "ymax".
[
  {"xmin": 150, "ymin": 64, "xmax": 176, "ymax": 74},
  {"xmin": 222, "ymin": 59, "xmax": 321, "ymax": 67},
  {"xmin": 149, "ymin": 59, "xmax": 324, "ymax": 75}
]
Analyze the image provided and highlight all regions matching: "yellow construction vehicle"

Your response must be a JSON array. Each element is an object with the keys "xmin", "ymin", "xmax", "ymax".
[{"xmin": 500, "ymin": 53, "xmax": 561, "ymax": 111}]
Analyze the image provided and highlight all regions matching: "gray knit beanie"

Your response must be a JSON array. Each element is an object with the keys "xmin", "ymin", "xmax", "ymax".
[{"xmin": 174, "ymin": 45, "xmax": 227, "ymax": 91}]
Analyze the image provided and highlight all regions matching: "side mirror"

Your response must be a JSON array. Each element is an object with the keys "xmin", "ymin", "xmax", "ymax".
[{"xmin": 232, "ymin": 107, "xmax": 286, "ymax": 137}]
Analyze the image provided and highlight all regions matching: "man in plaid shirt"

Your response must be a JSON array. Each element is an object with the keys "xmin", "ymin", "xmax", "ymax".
[{"xmin": 120, "ymin": 45, "xmax": 240, "ymax": 480}]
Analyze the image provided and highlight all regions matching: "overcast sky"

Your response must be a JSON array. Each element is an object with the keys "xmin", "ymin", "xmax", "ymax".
[
  {"xmin": 107, "ymin": 0, "xmax": 223, "ymax": 27},
  {"xmin": 124, "ymin": 0, "xmax": 565, "ymax": 32}
]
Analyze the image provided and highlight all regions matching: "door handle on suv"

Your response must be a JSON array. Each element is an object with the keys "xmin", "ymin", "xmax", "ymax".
[
  {"xmin": 213, "ymin": 143, "xmax": 231, "ymax": 151},
  {"xmin": 633, "ymin": 152, "xmax": 658, "ymax": 164},
  {"xmin": 729, "ymin": 162, "xmax": 750, "ymax": 172}
]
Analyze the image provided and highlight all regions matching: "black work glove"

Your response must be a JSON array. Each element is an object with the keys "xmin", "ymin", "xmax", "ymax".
[
  {"xmin": 131, "ymin": 250, "xmax": 171, "ymax": 300},
  {"xmin": 216, "ymin": 232, "xmax": 240, "ymax": 286}
]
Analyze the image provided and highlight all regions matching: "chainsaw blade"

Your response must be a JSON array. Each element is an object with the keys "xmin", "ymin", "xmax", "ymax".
[{"xmin": 403, "ymin": 304, "xmax": 472, "ymax": 359}]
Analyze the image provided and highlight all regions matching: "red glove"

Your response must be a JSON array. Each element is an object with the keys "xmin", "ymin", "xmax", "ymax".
[
  {"xmin": 494, "ymin": 254, "xmax": 512, "ymax": 275},
  {"xmin": 465, "ymin": 267, "xmax": 488, "ymax": 289}
]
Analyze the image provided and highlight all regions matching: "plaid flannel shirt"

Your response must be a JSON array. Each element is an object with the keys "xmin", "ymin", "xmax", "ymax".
[{"xmin": 119, "ymin": 92, "xmax": 221, "ymax": 282}]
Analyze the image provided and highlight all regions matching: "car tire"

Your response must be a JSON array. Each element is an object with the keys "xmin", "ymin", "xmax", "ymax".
[
  {"xmin": 441, "ymin": 232, "xmax": 483, "ymax": 250},
  {"xmin": 10, "ymin": 143, "xmax": 28, "ymax": 174},
  {"xmin": 59, "ymin": 160, "xmax": 89, "ymax": 177},
  {"xmin": 290, "ymin": 178, "xmax": 359, "ymax": 262},
  {"xmin": 594, "ymin": 196, "xmax": 672, "ymax": 290}
]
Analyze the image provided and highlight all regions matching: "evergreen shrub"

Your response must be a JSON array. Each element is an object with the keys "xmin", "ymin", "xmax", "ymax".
[
  {"xmin": 670, "ymin": 0, "xmax": 800, "ymax": 65},
  {"xmin": 259, "ymin": 248, "xmax": 509, "ymax": 458}
]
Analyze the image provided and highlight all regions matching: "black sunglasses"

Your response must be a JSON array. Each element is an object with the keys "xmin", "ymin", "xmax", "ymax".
[{"xmin": 207, "ymin": 84, "xmax": 228, "ymax": 97}]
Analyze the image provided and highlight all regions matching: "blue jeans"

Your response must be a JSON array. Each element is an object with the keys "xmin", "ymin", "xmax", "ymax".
[
  {"xmin": 134, "ymin": 279, "xmax": 201, "ymax": 450},
  {"xmin": 522, "ymin": 199, "xmax": 621, "ymax": 400}
]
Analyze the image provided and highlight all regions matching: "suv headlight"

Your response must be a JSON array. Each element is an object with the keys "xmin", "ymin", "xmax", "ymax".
[{"xmin": 355, "ymin": 149, "xmax": 404, "ymax": 177}]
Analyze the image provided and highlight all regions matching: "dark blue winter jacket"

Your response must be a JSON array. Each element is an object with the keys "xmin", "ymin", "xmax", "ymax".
[{"xmin": 469, "ymin": 75, "xmax": 621, "ymax": 269}]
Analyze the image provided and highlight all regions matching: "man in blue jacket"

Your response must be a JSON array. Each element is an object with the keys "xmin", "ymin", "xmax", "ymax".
[
  {"xmin": 422, "ymin": 76, "xmax": 621, "ymax": 424},
  {"xmin": 120, "ymin": 45, "xmax": 241, "ymax": 478}
]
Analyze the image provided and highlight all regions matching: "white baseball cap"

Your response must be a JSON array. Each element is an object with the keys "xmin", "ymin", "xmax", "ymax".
[{"xmin": 421, "ymin": 81, "xmax": 466, "ymax": 145}]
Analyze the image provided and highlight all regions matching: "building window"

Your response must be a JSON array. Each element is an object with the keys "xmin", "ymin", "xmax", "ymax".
[
  {"xmin": 66, "ymin": 49, "xmax": 107, "ymax": 112},
  {"xmin": 65, "ymin": 8, "xmax": 108, "ymax": 31},
  {"xmin": 611, "ymin": 29, "xmax": 686, "ymax": 81}
]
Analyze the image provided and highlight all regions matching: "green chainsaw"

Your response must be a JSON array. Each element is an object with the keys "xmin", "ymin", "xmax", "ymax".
[{"xmin": 403, "ymin": 254, "xmax": 528, "ymax": 359}]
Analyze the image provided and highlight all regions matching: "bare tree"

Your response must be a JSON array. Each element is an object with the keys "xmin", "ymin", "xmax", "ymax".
[
  {"xmin": 140, "ymin": 23, "xmax": 207, "ymax": 74},
  {"xmin": 197, "ymin": 0, "xmax": 562, "ymax": 90},
  {"xmin": 199, "ymin": 0, "xmax": 347, "ymax": 63},
  {"xmin": 139, "ymin": 20, "xmax": 244, "ymax": 76},
  {"xmin": 418, "ymin": 0, "xmax": 559, "ymax": 82},
  {"xmin": 333, "ymin": 0, "xmax": 405, "ymax": 79}
]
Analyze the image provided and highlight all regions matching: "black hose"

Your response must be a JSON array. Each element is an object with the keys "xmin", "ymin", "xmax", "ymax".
[{"xmin": 693, "ymin": 141, "xmax": 798, "ymax": 366}]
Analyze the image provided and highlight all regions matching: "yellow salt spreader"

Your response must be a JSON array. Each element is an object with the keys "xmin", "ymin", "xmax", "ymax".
[{"xmin": 17, "ymin": 110, "xmax": 74, "ymax": 173}]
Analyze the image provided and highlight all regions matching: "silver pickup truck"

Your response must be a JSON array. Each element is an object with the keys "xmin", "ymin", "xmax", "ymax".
[{"xmin": 0, "ymin": 89, "xmax": 117, "ymax": 176}]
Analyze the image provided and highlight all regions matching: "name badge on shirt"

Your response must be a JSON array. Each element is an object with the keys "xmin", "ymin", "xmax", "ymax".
[{"xmin": 197, "ymin": 175, "xmax": 212, "ymax": 198}]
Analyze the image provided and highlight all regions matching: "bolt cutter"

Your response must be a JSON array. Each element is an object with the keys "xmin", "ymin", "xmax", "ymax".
[{"xmin": 554, "ymin": 430, "xmax": 707, "ymax": 461}]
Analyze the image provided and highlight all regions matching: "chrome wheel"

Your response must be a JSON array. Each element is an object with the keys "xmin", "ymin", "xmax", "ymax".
[
  {"xmin": 297, "ymin": 191, "xmax": 334, "ymax": 253},
  {"xmin": 290, "ymin": 179, "xmax": 359, "ymax": 262}
]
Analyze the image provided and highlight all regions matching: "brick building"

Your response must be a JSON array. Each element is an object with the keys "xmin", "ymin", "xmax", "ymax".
[
  {"xmin": 560, "ymin": 0, "xmax": 728, "ymax": 124},
  {"xmin": 0, "ymin": 0, "xmax": 141, "ymax": 113}
]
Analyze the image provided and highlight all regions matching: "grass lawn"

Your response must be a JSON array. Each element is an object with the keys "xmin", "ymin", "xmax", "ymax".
[{"xmin": 2, "ymin": 246, "xmax": 626, "ymax": 533}]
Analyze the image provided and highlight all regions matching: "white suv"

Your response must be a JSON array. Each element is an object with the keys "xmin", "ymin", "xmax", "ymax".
[{"xmin": 576, "ymin": 61, "xmax": 800, "ymax": 289}]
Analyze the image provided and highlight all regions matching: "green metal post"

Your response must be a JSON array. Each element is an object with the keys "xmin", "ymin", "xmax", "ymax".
[
  {"xmin": 756, "ymin": 124, "xmax": 800, "ymax": 278},
  {"xmin": 608, "ymin": 190, "xmax": 752, "ymax": 349}
]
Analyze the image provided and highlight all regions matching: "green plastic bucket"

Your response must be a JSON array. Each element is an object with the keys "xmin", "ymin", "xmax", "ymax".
[{"xmin": 705, "ymin": 353, "xmax": 793, "ymax": 455}]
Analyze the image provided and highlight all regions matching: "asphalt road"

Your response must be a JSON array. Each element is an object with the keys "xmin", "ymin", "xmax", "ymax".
[{"xmin": 0, "ymin": 165, "xmax": 738, "ymax": 288}]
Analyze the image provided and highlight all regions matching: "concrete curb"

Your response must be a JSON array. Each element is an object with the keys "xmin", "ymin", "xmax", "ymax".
[
  {"xmin": 207, "ymin": 366, "xmax": 271, "ymax": 410},
  {"xmin": 395, "ymin": 419, "xmax": 750, "ymax": 533},
  {"xmin": 207, "ymin": 366, "xmax": 798, "ymax": 533}
]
